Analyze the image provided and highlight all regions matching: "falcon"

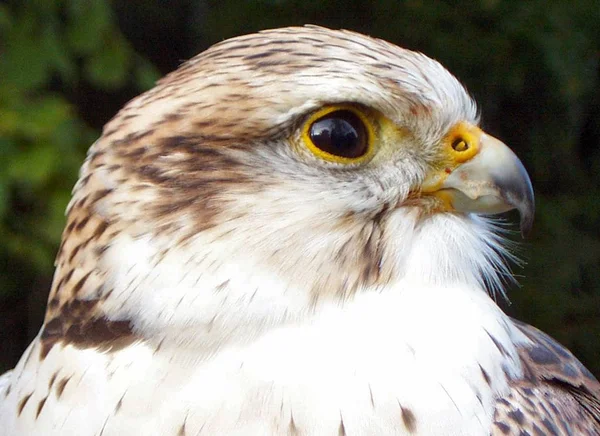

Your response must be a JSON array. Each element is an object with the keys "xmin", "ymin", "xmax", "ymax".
[{"xmin": 1, "ymin": 26, "xmax": 599, "ymax": 435}]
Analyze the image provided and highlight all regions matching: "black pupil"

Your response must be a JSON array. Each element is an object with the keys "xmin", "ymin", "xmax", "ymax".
[{"xmin": 309, "ymin": 110, "xmax": 368, "ymax": 159}]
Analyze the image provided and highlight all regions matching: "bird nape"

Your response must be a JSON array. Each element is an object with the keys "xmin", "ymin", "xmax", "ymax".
[{"xmin": 0, "ymin": 25, "xmax": 598, "ymax": 436}]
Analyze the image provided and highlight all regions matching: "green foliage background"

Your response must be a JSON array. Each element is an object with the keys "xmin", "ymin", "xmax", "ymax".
[{"xmin": 1, "ymin": 0, "xmax": 599, "ymax": 375}]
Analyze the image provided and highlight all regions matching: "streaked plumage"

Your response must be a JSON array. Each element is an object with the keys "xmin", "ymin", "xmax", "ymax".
[{"xmin": 1, "ymin": 26, "xmax": 598, "ymax": 435}]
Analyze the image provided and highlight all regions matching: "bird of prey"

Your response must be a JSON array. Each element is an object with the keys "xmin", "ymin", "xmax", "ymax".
[{"xmin": 1, "ymin": 26, "xmax": 599, "ymax": 435}]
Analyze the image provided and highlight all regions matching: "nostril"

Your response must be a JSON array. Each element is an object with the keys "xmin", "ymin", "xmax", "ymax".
[{"xmin": 452, "ymin": 138, "xmax": 469, "ymax": 152}]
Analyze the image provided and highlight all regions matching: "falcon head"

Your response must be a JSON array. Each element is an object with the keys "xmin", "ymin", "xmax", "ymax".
[{"xmin": 44, "ymin": 26, "xmax": 533, "ymax": 350}]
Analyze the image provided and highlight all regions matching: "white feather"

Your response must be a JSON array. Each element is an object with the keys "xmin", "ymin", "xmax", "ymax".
[{"xmin": 0, "ymin": 207, "xmax": 528, "ymax": 435}]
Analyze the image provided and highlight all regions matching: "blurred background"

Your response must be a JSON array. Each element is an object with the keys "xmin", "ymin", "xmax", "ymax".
[{"xmin": 1, "ymin": 0, "xmax": 599, "ymax": 375}]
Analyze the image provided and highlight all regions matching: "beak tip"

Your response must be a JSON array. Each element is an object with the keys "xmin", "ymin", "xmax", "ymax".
[
  {"xmin": 519, "ymin": 212, "xmax": 534, "ymax": 238},
  {"xmin": 517, "ymin": 192, "xmax": 535, "ymax": 238},
  {"xmin": 501, "ymin": 157, "xmax": 535, "ymax": 239}
]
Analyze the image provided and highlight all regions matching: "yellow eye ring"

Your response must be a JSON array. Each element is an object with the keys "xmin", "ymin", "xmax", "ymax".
[{"xmin": 301, "ymin": 105, "xmax": 375, "ymax": 164}]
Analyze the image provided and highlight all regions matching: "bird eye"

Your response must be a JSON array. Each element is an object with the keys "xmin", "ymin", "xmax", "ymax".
[{"xmin": 302, "ymin": 107, "xmax": 373, "ymax": 163}]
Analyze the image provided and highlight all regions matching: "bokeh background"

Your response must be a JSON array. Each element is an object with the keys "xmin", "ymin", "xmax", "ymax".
[{"xmin": 1, "ymin": 0, "xmax": 599, "ymax": 375}]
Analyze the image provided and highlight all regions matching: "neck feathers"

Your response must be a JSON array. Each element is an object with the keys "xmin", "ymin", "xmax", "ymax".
[{"xmin": 40, "ymin": 154, "xmax": 514, "ymax": 357}]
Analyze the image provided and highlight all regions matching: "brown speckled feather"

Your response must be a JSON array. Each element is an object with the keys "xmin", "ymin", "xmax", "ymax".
[
  {"xmin": 1, "ymin": 25, "xmax": 598, "ymax": 436},
  {"xmin": 492, "ymin": 320, "xmax": 600, "ymax": 435}
]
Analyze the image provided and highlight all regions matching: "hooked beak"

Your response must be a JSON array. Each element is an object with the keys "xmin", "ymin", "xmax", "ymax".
[{"xmin": 422, "ymin": 128, "xmax": 534, "ymax": 237}]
